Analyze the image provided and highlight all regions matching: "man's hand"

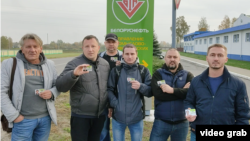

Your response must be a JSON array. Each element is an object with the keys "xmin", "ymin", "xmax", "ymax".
[
  {"xmin": 108, "ymin": 108, "xmax": 113, "ymax": 118},
  {"xmin": 160, "ymin": 84, "xmax": 174, "ymax": 94},
  {"xmin": 73, "ymin": 64, "xmax": 90, "ymax": 76},
  {"xmin": 39, "ymin": 90, "xmax": 52, "ymax": 100},
  {"xmin": 185, "ymin": 108, "xmax": 197, "ymax": 122},
  {"xmin": 130, "ymin": 80, "xmax": 140, "ymax": 90},
  {"xmin": 14, "ymin": 115, "xmax": 24, "ymax": 123},
  {"xmin": 115, "ymin": 61, "xmax": 121, "ymax": 66},
  {"xmin": 183, "ymin": 82, "xmax": 191, "ymax": 88}
]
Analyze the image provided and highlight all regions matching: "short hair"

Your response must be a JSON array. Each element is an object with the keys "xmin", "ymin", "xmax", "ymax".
[
  {"xmin": 207, "ymin": 44, "xmax": 227, "ymax": 55},
  {"xmin": 165, "ymin": 48, "xmax": 180, "ymax": 56},
  {"xmin": 20, "ymin": 33, "xmax": 43, "ymax": 47},
  {"xmin": 82, "ymin": 35, "xmax": 99, "ymax": 46},
  {"xmin": 122, "ymin": 44, "xmax": 137, "ymax": 53}
]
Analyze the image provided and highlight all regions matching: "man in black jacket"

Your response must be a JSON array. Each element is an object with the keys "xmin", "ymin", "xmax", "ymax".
[
  {"xmin": 56, "ymin": 35, "xmax": 110, "ymax": 141},
  {"xmin": 150, "ymin": 48, "xmax": 194, "ymax": 141}
]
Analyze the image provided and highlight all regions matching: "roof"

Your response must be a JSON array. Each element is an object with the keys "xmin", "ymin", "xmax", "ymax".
[
  {"xmin": 183, "ymin": 31, "xmax": 211, "ymax": 38},
  {"xmin": 194, "ymin": 23, "xmax": 250, "ymax": 39}
]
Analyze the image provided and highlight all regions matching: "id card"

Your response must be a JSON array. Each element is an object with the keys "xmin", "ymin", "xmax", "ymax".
[
  {"xmin": 111, "ymin": 57, "xmax": 118, "ymax": 62},
  {"xmin": 35, "ymin": 89, "xmax": 44, "ymax": 95},
  {"xmin": 185, "ymin": 109, "xmax": 196, "ymax": 116},
  {"xmin": 127, "ymin": 78, "xmax": 135, "ymax": 82},
  {"xmin": 83, "ymin": 66, "xmax": 92, "ymax": 71},
  {"xmin": 157, "ymin": 80, "xmax": 166, "ymax": 86}
]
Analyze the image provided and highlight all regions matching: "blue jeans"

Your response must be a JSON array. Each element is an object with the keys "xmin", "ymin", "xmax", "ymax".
[
  {"xmin": 149, "ymin": 119, "xmax": 189, "ymax": 141},
  {"xmin": 100, "ymin": 116, "xmax": 111, "ymax": 141},
  {"xmin": 190, "ymin": 131, "xmax": 196, "ymax": 141},
  {"xmin": 112, "ymin": 119, "xmax": 143, "ymax": 141},
  {"xmin": 11, "ymin": 115, "xmax": 51, "ymax": 141}
]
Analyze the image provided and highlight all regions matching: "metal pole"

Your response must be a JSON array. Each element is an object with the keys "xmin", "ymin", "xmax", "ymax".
[{"xmin": 172, "ymin": 0, "xmax": 176, "ymax": 48}]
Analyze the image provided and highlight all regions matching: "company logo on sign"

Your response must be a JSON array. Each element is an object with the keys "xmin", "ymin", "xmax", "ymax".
[
  {"xmin": 117, "ymin": 0, "xmax": 144, "ymax": 19},
  {"xmin": 112, "ymin": 0, "xmax": 149, "ymax": 25}
]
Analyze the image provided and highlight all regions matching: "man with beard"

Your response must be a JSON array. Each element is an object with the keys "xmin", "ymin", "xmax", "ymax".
[
  {"xmin": 150, "ymin": 48, "xmax": 194, "ymax": 141},
  {"xmin": 184, "ymin": 44, "xmax": 249, "ymax": 141}
]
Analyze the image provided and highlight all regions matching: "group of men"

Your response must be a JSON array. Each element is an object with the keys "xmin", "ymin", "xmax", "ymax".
[{"xmin": 1, "ymin": 33, "xmax": 249, "ymax": 141}]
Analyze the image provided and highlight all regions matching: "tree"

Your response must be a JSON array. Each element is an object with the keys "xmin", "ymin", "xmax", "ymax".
[
  {"xmin": 198, "ymin": 17, "xmax": 210, "ymax": 31},
  {"xmin": 231, "ymin": 17, "xmax": 237, "ymax": 27},
  {"xmin": 153, "ymin": 32, "xmax": 161, "ymax": 57},
  {"xmin": 218, "ymin": 15, "xmax": 237, "ymax": 30},
  {"xmin": 1, "ymin": 36, "xmax": 9, "ymax": 49},
  {"xmin": 170, "ymin": 16, "xmax": 190, "ymax": 45}
]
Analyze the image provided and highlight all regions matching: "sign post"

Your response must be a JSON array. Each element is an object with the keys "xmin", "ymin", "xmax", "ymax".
[
  {"xmin": 172, "ymin": 0, "xmax": 181, "ymax": 48},
  {"xmin": 107, "ymin": 0, "xmax": 154, "ymax": 115}
]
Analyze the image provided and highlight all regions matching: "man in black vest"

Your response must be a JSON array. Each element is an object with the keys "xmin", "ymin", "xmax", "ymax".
[{"xmin": 150, "ymin": 48, "xmax": 194, "ymax": 141}]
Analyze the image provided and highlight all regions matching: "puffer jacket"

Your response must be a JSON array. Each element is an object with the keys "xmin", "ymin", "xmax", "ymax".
[
  {"xmin": 108, "ymin": 58, "xmax": 152, "ymax": 125},
  {"xmin": 184, "ymin": 66, "xmax": 250, "ymax": 133},
  {"xmin": 56, "ymin": 54, "xmax": 110, "ymax": 116}
]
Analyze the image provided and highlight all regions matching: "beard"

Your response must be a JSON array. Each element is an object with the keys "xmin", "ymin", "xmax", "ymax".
[
  {"xmin": 167, "ymin": 64, "xmax": 177, "ymax": 70},
  {"xmin": 209, "ymin": 61, "xmax": 223, "ymax": 70}
]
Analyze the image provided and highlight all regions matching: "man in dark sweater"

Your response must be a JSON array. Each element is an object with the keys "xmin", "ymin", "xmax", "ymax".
[
  {"xmin": 99, "ymin": 33, "xmax": 122, "ymax": 141},
  {"xmin": 150, "ymin": 48, "xmax": 194, "ymax": 141}
]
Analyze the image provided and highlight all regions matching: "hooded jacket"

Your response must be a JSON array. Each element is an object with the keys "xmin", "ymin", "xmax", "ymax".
[
  {"xmin": 184, "ymin": 66, "xmax": 250, "ymax": 133},
  {"xmin": 108, "ymin": 58, "xmax": 152, "ymax": 125},
  {"xmin": 1, "ymin": 50, "xmax": 60, "ymax": 127}
]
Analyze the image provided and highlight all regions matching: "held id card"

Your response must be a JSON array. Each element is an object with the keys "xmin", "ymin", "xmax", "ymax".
[
  {"xmin": 185, "ymin": 109, "xmax": 197, "ymax": 116},
  {"xmin": 111, "ymin": 57, "xmax": 118, "ymax": 62},
  {"xmin": 35, "ymin": 89, "xmax": 44, "ymax": 95},
  {"xmin": 83, "ymin": 66, "xmax": 92, "ymax": 71},
  {"xmin": 127, "ymin": 78, "xmax": 135, "ymax": 82},
  {"xmin": 157, "ymin": 80, "xmax": 166, "ymax": 86}
]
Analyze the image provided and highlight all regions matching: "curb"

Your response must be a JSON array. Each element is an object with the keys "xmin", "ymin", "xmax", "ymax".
[{"xmin": 181, "ymin": 58, "xmax": 250, "ymax": 81}]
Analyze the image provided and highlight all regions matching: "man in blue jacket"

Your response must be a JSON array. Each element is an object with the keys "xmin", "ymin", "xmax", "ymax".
[
  {"xmin": 108, "ymin": 44, "xmax": 152, "ymax": 141},
  {"xmin": 150, "ymin": 48, "xmax": 194, "ymax": 141},
  {"xmin": 184, "ymin": 44, "xmax": 250, "ymax": 141}
]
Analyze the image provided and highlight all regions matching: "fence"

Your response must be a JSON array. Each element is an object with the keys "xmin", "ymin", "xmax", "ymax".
[{"xmin": 1, "ymin": 50, "xmax": 63, "ymax": 57}]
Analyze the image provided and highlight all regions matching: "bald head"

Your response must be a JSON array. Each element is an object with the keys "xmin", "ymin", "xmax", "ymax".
[{"xmin": 164, "ymin": 48, "xmax": 180, "ymax": 72}]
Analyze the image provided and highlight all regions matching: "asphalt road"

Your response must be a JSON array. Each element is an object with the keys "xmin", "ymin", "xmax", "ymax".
[{"xmin": 1, "ymin": 56, "xmax": 249, "ymax": 140}]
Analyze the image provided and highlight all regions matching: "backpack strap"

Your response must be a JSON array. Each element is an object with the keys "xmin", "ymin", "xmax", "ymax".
[
  {"xmin": 9, "ymin": 57, "xmax": 17, "ymax": 100},
  {"xmin": 114, "ymin": 64, "xmax": 123, "ymax": 98}
]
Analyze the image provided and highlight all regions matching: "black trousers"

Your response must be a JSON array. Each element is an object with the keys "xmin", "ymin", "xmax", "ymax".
[{"xmin": 70, "ymin": 115, "xmax": 106, "ymax": 141}]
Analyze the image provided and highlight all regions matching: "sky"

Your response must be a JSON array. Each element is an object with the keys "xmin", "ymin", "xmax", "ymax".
[{"xmin": 1, "ymin": 0, "xmax": 250, "ymax": 44}]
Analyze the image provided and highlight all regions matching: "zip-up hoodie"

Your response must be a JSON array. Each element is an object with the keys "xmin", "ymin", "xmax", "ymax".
[{"xmin": 16, "ymin": 51, "xmax": 49, "ymax": 119}]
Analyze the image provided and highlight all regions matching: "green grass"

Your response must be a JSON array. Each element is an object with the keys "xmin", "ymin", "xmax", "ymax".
[
  {"xmin": 1, "ymin": 53, "xmax": 82, "ymax": 62},
  {"xmin": 179, "ymin": 52, "xmax": 250, "ymax": 70}
]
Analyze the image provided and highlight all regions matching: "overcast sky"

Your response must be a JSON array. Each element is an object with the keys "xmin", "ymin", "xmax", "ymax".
[{"xmin": 1, "ymin": 0, "xmax": 250, "ymax": 44}]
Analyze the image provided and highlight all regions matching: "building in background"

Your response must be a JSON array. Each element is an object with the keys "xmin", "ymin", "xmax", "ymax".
[{"xmin": 183, "ymin": 14, "xmax": 250, "ymax": 61}]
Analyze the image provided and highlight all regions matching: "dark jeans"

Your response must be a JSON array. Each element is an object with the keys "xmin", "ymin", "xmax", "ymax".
[
  {"xmin": 100, "ymin": 116, "xmax": 111, "ymax": 141},
  {"xmin": 150, "ymin": 119, "xmax": 189, "ymax": 141},
  {"xmin": 70, "ymin": 115, "xmax": 106, "ymax": 141}
]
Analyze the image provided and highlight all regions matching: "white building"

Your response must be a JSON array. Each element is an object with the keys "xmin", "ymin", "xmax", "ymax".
[
  {"xmin": 184, "ymin": 22, "xmax": 250, "ymax": 61},
  {"xmin": 233, "ymin": 14, "xmax": 250, "ymax": 27}
]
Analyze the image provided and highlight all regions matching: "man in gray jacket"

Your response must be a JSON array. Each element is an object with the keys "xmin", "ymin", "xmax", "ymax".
[
  {"xmin": 108, "ymin": 44, "xmax": 152, "ymax": 141},
  {"xmin": 56, "ymin": 35, "xmax": 110, "ymax": 141},
  {"xmin": 1, "ymin": 33, "xmax": 60, "ymax": 141}
]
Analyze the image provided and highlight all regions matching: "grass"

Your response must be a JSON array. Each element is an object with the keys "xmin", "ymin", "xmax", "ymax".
[
  {"xmin": 49, "ymin": 92, "xmax": 192, "ymax": 141},
  {"xmin": 1, "ymin": 53, "xmax": 82, "ymax": 62},
  {"xmin": 179, "ymin": 52, "xmax": 250, "ymax": 70}
]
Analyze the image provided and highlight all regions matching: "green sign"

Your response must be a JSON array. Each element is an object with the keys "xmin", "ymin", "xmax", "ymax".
[{"xmin": 107, "ymin": 0, "xmax": 154, "ymax": 73}]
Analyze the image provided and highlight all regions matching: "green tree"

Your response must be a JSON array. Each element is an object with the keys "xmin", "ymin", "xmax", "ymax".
[
  {"xmin": 1, "ymin": 36, "xmax": 9, "ymax": 49},
  {"xmin": 153, "ymin": 32, "xmax": 161, "ymax": 57},
  {"xmin": 170, "ymin": 16, "xmax": 190, "ymax": 44},
  {"xmin": 198, "ymin": 17, "xmax": 210, "ymax": 31}
]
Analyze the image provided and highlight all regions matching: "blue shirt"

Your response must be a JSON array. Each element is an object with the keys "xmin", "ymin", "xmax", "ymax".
[{"xmin": 208, "ymin": 75, "xmax": 223, "ymax": 96}]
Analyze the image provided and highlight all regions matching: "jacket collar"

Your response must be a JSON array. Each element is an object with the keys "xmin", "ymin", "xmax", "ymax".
[
  {"xmin": 162, "ymin": 63, "xmax": 184, "ymax": 75},
  {"xmin": 201, "ymin": 66, "xmax": 231, "ymax": 81},
  {"xmin": 81, "ymin": 53, "xmax": 99, "ymax": 65}
]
